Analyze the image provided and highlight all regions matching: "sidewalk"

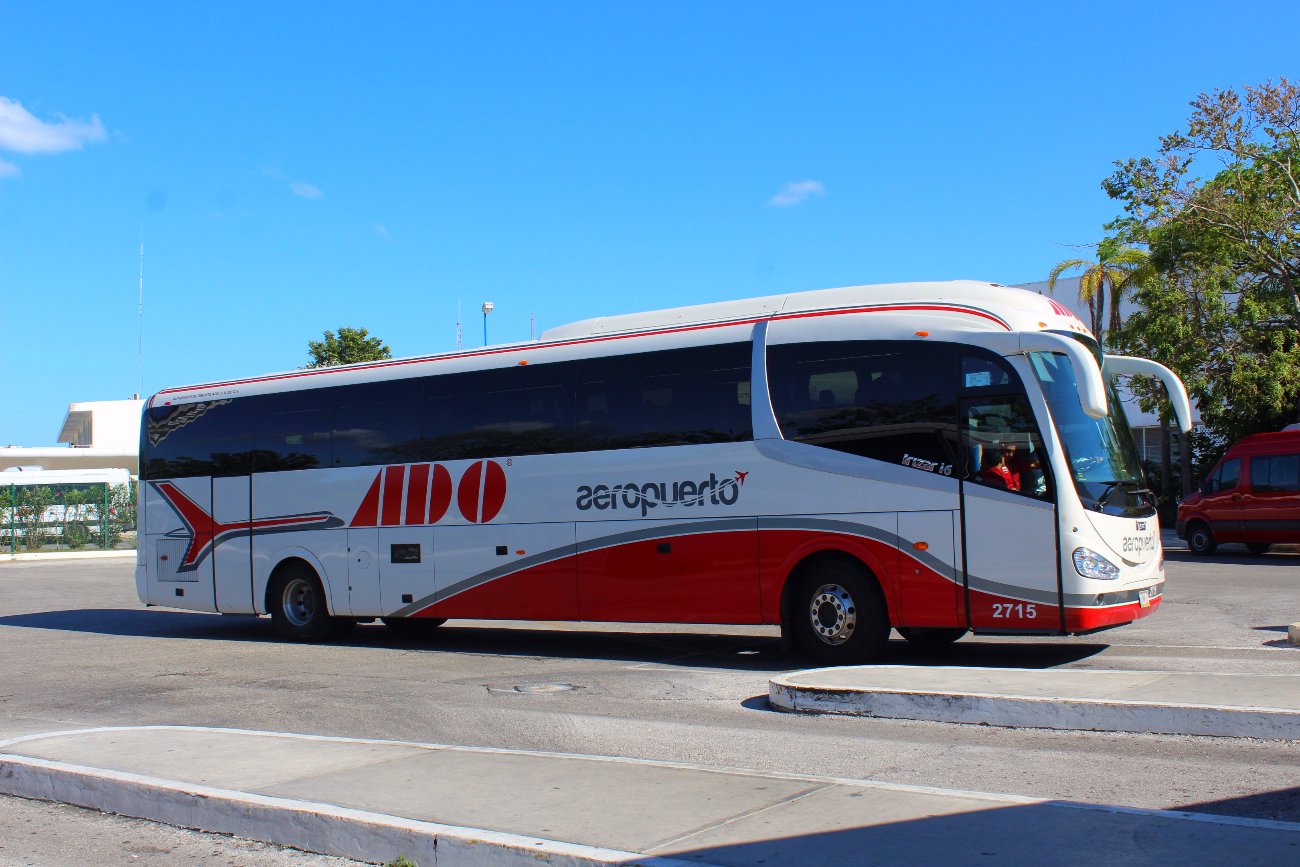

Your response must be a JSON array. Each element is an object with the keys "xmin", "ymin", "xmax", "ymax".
[
  {"xmin": 1, "ymin": 726, "xmax": 1297, "ymax": 866},
  {"xmin": 770, "ymin": 666, "xmax": 1300, "ymax": 738}
]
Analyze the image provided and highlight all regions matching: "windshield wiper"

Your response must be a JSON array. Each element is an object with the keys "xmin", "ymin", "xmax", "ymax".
[{"xmin": 1092, "ymin": 479, "xmax": 1143, "ymax": 512}]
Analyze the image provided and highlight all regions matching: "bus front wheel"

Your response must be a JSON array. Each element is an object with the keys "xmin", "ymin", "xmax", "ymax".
[
  {"xmin": 269, "ymin": 565, "xmax": 354, "ymax": 642},
  {"xmin": 791, "ymin": 559, "xmax": 890, "ymax": 664}
]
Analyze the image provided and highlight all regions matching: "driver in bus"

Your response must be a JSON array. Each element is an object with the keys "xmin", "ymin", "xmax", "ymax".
[{"xmin": 979, "ymin": 442, "xmax": 1022, "ymax": 492}]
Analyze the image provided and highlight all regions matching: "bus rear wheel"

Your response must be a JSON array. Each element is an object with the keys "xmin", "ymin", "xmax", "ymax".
[
  {"xmin": 269, "ymin": 565, "xmax": 353, "ymax": 642},
  {"xmin": 1186, "ymin": 522, "xmax": 1217, "ymax": 556},
  {"xmin": 791, "ymin": 559, "xmax": 889, "ymax": 664},
  {"xmin": 897, "ymin": 626, "xmax": 967, "ymax": 648}
]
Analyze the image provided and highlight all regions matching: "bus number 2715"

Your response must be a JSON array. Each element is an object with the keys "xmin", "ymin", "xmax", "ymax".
[{"xmin": 992, "ymin": 603, "xmax": 1037, "ymax": 619}]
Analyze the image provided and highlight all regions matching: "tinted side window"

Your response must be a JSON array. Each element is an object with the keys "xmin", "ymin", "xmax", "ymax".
[
  {"xmin": 332, "ymin": 379, "xmax": 422, "ymax": 467},
  {"xmin": 1253, "ymin": 454, "xmax": 1299, "ymax": 492},
  {"xmin": 142, "ymin": 399, "xmax": 256, "ymax": 479},
  {"xmin": 252, "ymin": 391, "xmax": 332, "ymax": 472},
  {"xmin": 1215, "ymin": 458, "xmax": 1241, "ymax": 492},
  {"xmin": 575, "ymin": 344, "xmax": 752, "ymax": 451},
  {"xmin": 1250, "ymin": 457, "xmax": 1270, "ymax": 490},
  {"xmin": 422, "ymin": 362, "xmax": 576, "ymax": 461},
  {"xmin": 962, "ymin": 395, "xmax": 1051, "ymax": 500},
  {"xmin": 767, "ymin": 340, "xmax": 957, "ymax": 469}
]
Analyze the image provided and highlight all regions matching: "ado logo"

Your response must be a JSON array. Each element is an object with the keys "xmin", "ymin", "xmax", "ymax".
[{"xmin": 350, "ymin": 460, "xmax": 507, "ymax": 527}]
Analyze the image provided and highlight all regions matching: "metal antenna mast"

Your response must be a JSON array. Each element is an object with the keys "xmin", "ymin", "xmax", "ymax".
[
  {"xmin": 137, "ymin": 233, "xmax": 144, "ymax": 397},
  {"xmin": 456, "ymin": 300, "xmax": 462, "ymax": 349}
]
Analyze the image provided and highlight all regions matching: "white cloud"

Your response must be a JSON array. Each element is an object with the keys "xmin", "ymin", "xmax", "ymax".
[
  {"xmin": 0, "ymin": 157, "xmax": 19, "ymax": 179},
  {"xmin": 262, "ymin": 167, "xmax": 323, "ymax": 200},
  {"xmin": 0, "ymin": 96, "xmax": 106, "ymax": 155},
  {"xmin": 291, "ymin": 180, "xmax": 323, "ymax": 200},
  {"xmin": 768, "ymin": 179, "xmax": 826, "ymax": 207}
]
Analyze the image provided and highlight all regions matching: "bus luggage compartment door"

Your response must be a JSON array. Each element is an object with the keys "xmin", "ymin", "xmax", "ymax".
[
  {"xmin": 144, "ymin": 477, "xmax": 217, "ymax": 612},
  {"xmin": 896, "ymin": 511, "xmax": 959, "ymax": 628},
  {"xmin": 347, "ymin": 527, "xmax": 381, "ymax": 617},
  {"xmin": 212, "ymin": 476, "xmax": 254, "ymax": 613}
]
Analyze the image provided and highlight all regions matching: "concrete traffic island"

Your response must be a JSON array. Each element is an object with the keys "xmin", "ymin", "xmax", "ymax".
[
  {"xmin": 770, "ymin": 665, "xmax": 1300, "ymax": 739},
  {"xmin": 3, "ymin": 725, "xmax": 1299, "ymax": 865}
]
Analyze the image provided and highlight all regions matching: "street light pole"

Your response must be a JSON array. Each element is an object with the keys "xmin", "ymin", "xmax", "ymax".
[{"xmin": 481, "ymin": 302, "xmax": 494, "ymax": 346}]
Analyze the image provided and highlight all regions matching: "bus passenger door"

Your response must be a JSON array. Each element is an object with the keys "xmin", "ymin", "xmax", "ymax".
[
  {"xmin": 896, "ymin": 511, "xmax": 959, "ymax": 627},
  {"xmin": 212, "ymin": 476, "xmax": 254, "ymax": 613},
  {"xmin": 347, "ymin": 527, "xmax": 381, "ymax": 616},
  {"xmin": 960, "ymin": 394, "xmax": 1060, "ymax": 632}
]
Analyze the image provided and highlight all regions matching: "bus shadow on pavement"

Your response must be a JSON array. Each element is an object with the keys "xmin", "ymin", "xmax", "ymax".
[{"xmin": 0, "ymin": 609, "xmax": 1106, "ymax": 671}]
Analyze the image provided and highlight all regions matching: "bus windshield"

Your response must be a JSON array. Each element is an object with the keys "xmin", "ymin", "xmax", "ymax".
[{"xmin": 1027, "ymin": 342, "xmax": 1154, "ymax": 517}]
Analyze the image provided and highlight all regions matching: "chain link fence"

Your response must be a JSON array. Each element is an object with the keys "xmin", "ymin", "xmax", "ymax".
[{"xmin": 1, "ymin": 481, "xmax": 137, "ymax": 553}]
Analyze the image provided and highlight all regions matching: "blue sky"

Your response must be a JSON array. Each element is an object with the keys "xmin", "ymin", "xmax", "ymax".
[{"xmin": 1, "ymin": 2, "xmax": 1295, "ymax": 446}]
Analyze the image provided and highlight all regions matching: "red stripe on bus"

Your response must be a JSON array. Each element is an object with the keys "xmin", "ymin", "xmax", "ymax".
[
  {"xmin": 429, "ymin": 464, "xmax": 453, "ymax": 523},
  {"xmin": 351, "ymin": 471, "xmax": 383, "ymax": 527},
  {"xmin": 381, "ymin": 466, "xmax": 406, "ymax": 526},
  {"xmin": 405, "ymin": 464, "xmax": 430, "ymax": 526},
  {"xmin": 458, "ymin": 461, "xmax": 484, "ymax": 523}
]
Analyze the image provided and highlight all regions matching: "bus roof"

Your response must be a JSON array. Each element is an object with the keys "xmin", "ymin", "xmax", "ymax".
[{"xmin": 152, "ymin": 280, "xmax": 1091, "ymax": 406}]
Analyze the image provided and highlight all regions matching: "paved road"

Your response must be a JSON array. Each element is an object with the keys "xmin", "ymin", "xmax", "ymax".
[{"xmin": 0, "ymin": 545, "xmax": 1296, "ymax": 864}]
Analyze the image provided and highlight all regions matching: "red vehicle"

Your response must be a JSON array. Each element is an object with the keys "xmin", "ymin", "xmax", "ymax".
[{"xmin": 1177, "ymin": 430, "xmax": 1300, "ymax": 555}]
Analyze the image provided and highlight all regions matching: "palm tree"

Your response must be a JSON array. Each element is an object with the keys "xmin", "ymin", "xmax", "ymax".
[{"xmin": 1047, "ymin": 238, "xmax": 1149, "ymax": 347}]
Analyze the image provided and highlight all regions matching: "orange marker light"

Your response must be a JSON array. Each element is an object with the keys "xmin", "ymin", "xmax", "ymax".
[
  {"xmin": 912, "ymin": 541, "xmax": 929, "ymax": 551},
  {"xmin": 915, "ymin": 330, "xmax": 929, "ymax": 337},
  {"xmin": 518, "ymin": 360, "xmax": 529, "ymax": 365},
  {"xmin": 515, "ymin": 549, "xmax": 526, "ymax": 555}
]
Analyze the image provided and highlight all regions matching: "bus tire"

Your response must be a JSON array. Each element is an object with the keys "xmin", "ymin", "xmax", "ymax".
[
  {"xmin": 382, "ymin": 616, "xmax": 448, "ymax": 633},
  {"xmin": 269, "ymin": 563, "xmax": 349, "ymax": 642},
  {"xmin": 790, "ymin": 558, "xmax": 889, "ymax": 664},
  {"xmin": 897, "ymin": 626, "xmax": 967, "ymax": 648},
  {"xmin": 1245, "ymin": 542, "xmax": 1271, "ymax": 555},
  {"xmin": 1186, "ymin": 522, "xmax": 1216, "ymax": 556}
]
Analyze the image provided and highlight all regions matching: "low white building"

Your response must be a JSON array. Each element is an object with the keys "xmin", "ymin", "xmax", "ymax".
[{"xmin": 0, "ymin": 399, "xmax": 143, "ymax": 475}]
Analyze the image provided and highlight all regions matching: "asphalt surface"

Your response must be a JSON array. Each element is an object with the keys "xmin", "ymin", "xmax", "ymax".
[{"xmin": 0, "ymin": 538, "xmax": 1296, "ymax": 864}]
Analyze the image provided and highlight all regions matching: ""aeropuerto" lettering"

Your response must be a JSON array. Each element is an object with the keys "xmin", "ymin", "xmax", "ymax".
[{"xmin": 576, "ymin": 472, "xmax": 744, "ymax": 517}]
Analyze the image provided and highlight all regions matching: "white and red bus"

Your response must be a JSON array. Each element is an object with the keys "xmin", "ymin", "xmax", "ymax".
[{"xmin": 136, "ymin": 280, "xmax": 1191, "ymax": 662}]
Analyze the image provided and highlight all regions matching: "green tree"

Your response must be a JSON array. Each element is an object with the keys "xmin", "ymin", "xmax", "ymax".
[
  {"xmin": 306, "ymin": 327, "xmax": 392, "ymax": 368},
  {"xmin": 1046, "ymin": 237, "xmax": 1149, "ymax": 347},
  {"xmin": 1105, "ymin": 79, "xmax": 1300, "ymax": 431}
]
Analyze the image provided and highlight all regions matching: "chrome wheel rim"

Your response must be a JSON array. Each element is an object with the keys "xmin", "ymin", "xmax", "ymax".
[
  {"xmin": 281, "ymin": 577, "xmax": 316, "ymax": 627},
  {"xmin": 809, "ymin": 583, "xmax": 857, "ymax": 645}
]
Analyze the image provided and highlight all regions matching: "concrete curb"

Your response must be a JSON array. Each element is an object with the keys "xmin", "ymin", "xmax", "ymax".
[
  {"xmin": 1289, "ymin": 623, "xmax": 1300, "ymax": 647},
  {"xmin": 1, "ymin": 549, "xmax": 135, "ymax": 563},
  {"xmin": 769, "ymin": 673, "xmax": 1300, "ymax": 739},
  {"xmin": 0, "ymin": 754, "xmax": 694, "ymax": 867}
]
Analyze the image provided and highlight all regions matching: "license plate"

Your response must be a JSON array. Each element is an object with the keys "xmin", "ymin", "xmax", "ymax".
[{"xmin": 1138, "ymin": 588, "xmax": 1150, "ymax": 608}]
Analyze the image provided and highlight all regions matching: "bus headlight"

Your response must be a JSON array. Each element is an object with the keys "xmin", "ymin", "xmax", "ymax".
[{"xmin": 1073, "ymin": 547, "xmax": 1119, "ymax": 580}]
